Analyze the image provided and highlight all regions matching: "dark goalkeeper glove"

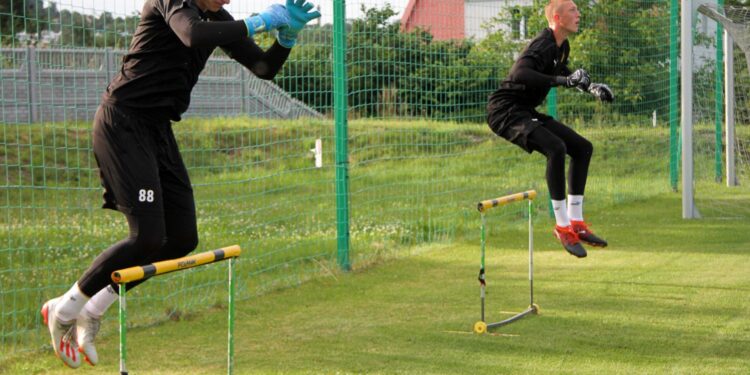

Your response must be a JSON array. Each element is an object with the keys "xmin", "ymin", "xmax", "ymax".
[
  {"xmin": 555, "ymin": 69, "xmax": 590, "ymax": 89},
  {"xmin": 588, "ymin": 83, "xmax": 614, "ymax": 103}
]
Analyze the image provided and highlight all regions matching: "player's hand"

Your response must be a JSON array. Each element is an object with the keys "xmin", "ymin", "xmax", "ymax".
[
  {"xmin": 589, "ymin": 83, "xmax": 614, "ymax": 102},
  {"xmin": 566, "ymin": 69, "xmax": 590, "ymax": 90},
  {"xmin": 276, "ymin": 0, "xmax": 321, "ymax": 48},
  {"xmin": 244, "ymin": 4, "xmax": 290, "ymax": 37}
]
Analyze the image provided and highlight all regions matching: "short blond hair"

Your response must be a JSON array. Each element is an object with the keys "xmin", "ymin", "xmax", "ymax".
[{"xmin": 545, "ymin": 0, "xmax": 570, "ymax": 25}]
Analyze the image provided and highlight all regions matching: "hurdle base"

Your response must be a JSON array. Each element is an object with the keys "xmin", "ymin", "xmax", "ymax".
[{"xmin": 485, "ymin": 304, "xmax": 539, "ymax": 330}]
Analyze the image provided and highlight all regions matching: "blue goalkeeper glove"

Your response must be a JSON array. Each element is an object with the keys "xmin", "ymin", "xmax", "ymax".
[
  {"xmin": 276, "ymin": 0, "xmax": 321, "ymax": 48},
  {"xmin": 244, "ymin": 4, "xmax": 290, "ymax": 37}
]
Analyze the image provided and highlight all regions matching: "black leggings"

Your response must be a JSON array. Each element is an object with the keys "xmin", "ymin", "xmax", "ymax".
[
  {"xmin": 526, "ymin": 120, "xmax": 593, "ymax": 200},
  {"xmin": 77, "ymin": 212, "xmax": 199, "ymax": 296}
]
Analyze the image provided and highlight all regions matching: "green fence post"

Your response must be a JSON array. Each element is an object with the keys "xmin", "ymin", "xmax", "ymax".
[
  {"xmin": 546, "ymin": 88, "xmax": 557, "ymax": 119},
  {"xmin": 714, "ymin": 0, "xmax": 725, "ymax": 183},
  {"xmin": 333, "ymin": 0, "xmax": 351, "ymax": 271},
  {"xmin": 669, "ymin": 0, "xmax": 679, "ymax": 191}
]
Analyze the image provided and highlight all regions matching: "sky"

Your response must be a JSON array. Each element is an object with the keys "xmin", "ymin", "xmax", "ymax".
[{"xmin": 47, "ymin": 0, "xmax": 412, "ymax": 25}]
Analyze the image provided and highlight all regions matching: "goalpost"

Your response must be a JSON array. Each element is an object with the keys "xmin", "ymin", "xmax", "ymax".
[{"xmin": 683, "ymin": 1, "xmax": 750, "ymax": 219}]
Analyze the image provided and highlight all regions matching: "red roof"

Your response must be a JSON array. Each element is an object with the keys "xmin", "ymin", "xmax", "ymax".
[{"xmin": 400, "ymin": 0, "xmax": 465, "ymax": 40}]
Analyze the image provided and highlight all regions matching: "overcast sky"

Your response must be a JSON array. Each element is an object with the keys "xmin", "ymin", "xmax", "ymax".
[{"xmin": 47, "ymin": 0, "xmax": 412, "ymax": 24}]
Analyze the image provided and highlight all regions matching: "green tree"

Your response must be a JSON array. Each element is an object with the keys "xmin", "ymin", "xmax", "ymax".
[
  {"xmin": 568, "ymin": 1, "xmax": 672, "ymax": 118},
  {"xmin": 276, "ymin": 24, "xmax": 334, "ymax": 113},
  {"xmin": 0, "ymin": 0, "xmax": 50, "ymax": 45},
  {"xmin": 346, "ymin": 4, "xmax": 404, "ymax": 117}
]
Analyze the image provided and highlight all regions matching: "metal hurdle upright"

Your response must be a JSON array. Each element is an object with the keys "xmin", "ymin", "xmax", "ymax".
[
  {"xmin": 111, "ymin": 245, "xmax": 241, "ymax": 375},
  {"xmin": 473, "ymin": 190, "xmax": 538, "ymax": 334}
]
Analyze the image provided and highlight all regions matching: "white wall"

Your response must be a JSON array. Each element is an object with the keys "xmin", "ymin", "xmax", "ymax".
[{"xmin": 464, "ymin": 0, "xmax": 533, "ymax": 40}]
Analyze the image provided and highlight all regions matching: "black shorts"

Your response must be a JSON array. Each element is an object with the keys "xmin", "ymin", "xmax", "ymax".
[
  {"xmin": 92, "ymin": 104, "xmax": 195, "ymax": 216},
  {"xmin": 488, "ymin": 107, "xmax": 553, "ymax": 153}
]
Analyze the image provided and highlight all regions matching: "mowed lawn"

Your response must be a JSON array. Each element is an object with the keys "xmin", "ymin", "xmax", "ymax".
[{"xmin": 3, "ymin": 192, "xmax": 749, "ymax": 374}]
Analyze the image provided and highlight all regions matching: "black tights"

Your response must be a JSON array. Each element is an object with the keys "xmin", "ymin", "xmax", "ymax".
[
  {"xmin": 77, "ymin": 212, "xmax": 199, "ymax": 296},
  {"xmin": 526, "ymin": 120, "xmax": 593, "ymax": 201}
]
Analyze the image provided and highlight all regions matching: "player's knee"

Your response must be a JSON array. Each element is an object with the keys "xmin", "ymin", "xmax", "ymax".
[
  {"xmin": 547, "ymin": 140, "xmax": 567, "ymax": 159},
  {"xmin": 573, "ymin": 138, "xmax": 593, "ymax": 160},
  {"xmin": 175, "ymin": 230, "xmax": 199, "ymax": 255},
  {"xmin": 125, "ymin": 214, "xmax": 166, "ymax": 255},
  {"xmin": 161, "ymin": 229, "xmax": 199, "ymax": 260},
  {"xmin": 568, "ymin": 139, "xmax": 594, "ymax": 160},
  {"xmin": 132, "ymin": 227, "xmax": 166, "ymax": 253},
  {"xmin": 581, "ymin": 138, "xmax": 593, "ymax": 156}
]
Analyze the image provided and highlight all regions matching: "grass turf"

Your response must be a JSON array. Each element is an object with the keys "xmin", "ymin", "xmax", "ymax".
[{"xmin": 3, "ymin": 192, "xmax": 749, "ymax": 374}]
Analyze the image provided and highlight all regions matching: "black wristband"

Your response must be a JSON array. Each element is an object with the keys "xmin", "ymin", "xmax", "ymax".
[{"xmin": 553, "ymin": 76, "xmax": 568, "ymax": 87}]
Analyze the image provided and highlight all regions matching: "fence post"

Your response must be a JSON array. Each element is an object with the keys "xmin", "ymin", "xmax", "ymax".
[
  {"xmin": 26, "ymin": 46, "xmax": 39, "ymax": 123},
  {"xmin": 105, "ymin": 48, "xmax": 114, "ymax": 83},
  {"xmin": 333, "ymin": 0, "xmax": 351, "ymax": 271}
]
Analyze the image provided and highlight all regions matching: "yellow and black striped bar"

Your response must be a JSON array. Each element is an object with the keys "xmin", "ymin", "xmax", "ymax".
[
  {"xmin": 477, "ymin": 190, "xmax": 537, "ymax": 213},
  {"xmin": 112, "ymin": 245, "xmax": 241, "ymax": 284}
]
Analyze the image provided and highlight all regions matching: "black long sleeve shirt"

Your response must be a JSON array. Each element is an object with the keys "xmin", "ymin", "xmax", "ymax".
[
  {"xmin": 488, "ymin": 28, "xmax": 572, "ymax": 114},
  {"xmin": 102, "ymin": 0, "xmax": 290, "ymax": 122}
]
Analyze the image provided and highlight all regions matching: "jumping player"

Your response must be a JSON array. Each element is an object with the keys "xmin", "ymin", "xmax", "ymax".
[
  {"xmin": 41, "ymin": 0, "xmax": 320, "ymax": 368},
  {"xmin": 486, "ymin": 0, "xmax": 613, "ymax": 258}
]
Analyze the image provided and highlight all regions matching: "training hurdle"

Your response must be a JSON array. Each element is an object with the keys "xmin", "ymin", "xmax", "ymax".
[
  {"xmin": 111, "ymin": 245, "xmax": 241, "ymax": 375},
  {"xmin": 473, "ymin": 190, "xmax": 538, "ymax": 334}
]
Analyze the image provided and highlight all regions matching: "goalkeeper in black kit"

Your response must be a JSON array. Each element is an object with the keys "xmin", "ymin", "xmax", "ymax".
[
  {"xmin": 40, "ymin": 0, "xmax": 320, "ymax": 369},
  {"xmin": 487, "ymin": 0, "xmax": 613, "ymax": 258}
]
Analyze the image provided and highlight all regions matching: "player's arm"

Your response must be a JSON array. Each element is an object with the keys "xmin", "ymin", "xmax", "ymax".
[
  {"xmin": 214, "ymin": 1, "xmax": 320, "ymax": 80},
  {"xmin": 167, "ymin": 9, "xmax": 246, "ymax": 48},
  {"xmin": 510, "ymin": 57, "xmax": 560, "ymax": 88},
  {"xmin": 559, "ymin": 63, "xmax": 573, "ymax": 78},
  {"xmin": 165, "ymin": 4, "xmax": 289, "ymax": 49},
  {"xmin": 511, "ymin": 57, "xmax": 589, "ymax": 89},
  {"xmin": 208, "ymin": 8, "xmax": 292, "ymax": 80},
  {"xmin": 553, "ymin": 65, "xmax": 589, "ymax": 89},
  {"xmin": 221, "ymin": 38, "xmax": 291, "ymax": 80}
]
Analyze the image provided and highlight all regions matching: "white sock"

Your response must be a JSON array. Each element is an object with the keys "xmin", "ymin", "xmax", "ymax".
[
  {"xmin": 568, "ymin": 195, "xmax": 584, "ymax": 221},
  {"xmin": 56, "ymin": 283, "xmax": 90, "ymax": 322},
  {"xmin": 83, "ymin": 285, "xmax": 118, "ymax": 319},
  {"xmin": 552, "ymin": 199, "xmax": 570, "ymax": 227}
]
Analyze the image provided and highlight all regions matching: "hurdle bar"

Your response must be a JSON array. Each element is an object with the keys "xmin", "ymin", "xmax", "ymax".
[
  {"xmin": 112, "ymin": 245, "xmax": 241, "ymax": 375},
  {"xmin": 477, "ymin": 190, "xmax": 537, "ymax": 213},
  {"xmin": 474, "ymin": 191, "xmax": 538, "ymax": 334}
]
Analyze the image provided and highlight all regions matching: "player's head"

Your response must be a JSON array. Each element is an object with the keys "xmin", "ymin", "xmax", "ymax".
[
  {"xmin": 195, "ymin": 0, "xmax": 230, "ymax": 13},
  {"xmin": 545, "ymin": 0, "xmax": 580, "ymax": 34}
]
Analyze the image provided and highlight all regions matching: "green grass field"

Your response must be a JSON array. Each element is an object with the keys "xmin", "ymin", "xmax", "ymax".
[{"xmin": 2, "ymin": 192, "xmax": 749, "ymax": 374}]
